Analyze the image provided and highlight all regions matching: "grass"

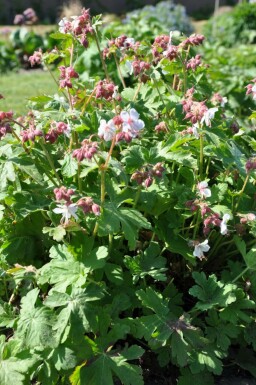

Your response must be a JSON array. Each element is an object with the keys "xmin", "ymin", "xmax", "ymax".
[{"xmin": 0, "ymin": 70, "xmax": 58, "ymax": 115}]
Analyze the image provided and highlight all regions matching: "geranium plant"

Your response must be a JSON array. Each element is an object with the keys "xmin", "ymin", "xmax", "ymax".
[{"xmin": 0, "ymin": 8, "xmax": 256, "ymax": 385}]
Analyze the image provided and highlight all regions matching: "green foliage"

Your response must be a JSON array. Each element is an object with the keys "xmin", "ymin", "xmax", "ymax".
[{"xmin": 204, "ymin": 3, "xmax": 256, "ymax": 47}]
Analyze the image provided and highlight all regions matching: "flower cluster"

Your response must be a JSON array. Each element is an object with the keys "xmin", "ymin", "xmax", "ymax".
[
  {"xmin": 103, "ymin": 35, "xmax": 138, "ymax": 59},
  {"xmin": 182, "ymin": 93, "xmax": 218, "ymax": 126},
  {"xmin": 53, "ymin": 187, "xmax": 100, "ymax": 224},
  {"xmin": 131, "ymin": 163, "xmax": 165, "ymax": 188},
  {"xmin": 0, "ymin": 111, "xmax": 13, "ymax": 139},
  {"xmin": 73, "ymin": 139, "xmax": 98, "ymax": 161},
  {"xmin": 59, "ymin": 8, "xmax": 94, "ymax": 48},
  {"xmin": 98, "ymin": 108, "xmax": 145, "ymax": 142},
  {"xmin": 54, "ymin": 186, "xmax": 74, "ymax": 204},
  {"xmin": 58, "ymin": 66, "xmax": 79, "ymax": 89},
  {"xmin": 45, "ymin": 121, "xmax": 70, "ymax": 143},
  {"xmin": 186, "ymin": 55, "xmax": 201, "ymax": 71},
  {"xmin": 28, "ymin": 49, "xmax": 43, "ymax": 67},
  {"xmin": 211, "ymin": 92, "xmax": 228, "ymax": 107},
  {"xmin": 245, "ymin": 157, "xmax": 256, "ymax": 173},
  {"xmin": 77, "ymin": 197, "xmax": 100, "ymax": 216},
  {"xmin": 14, "ymin": 8, "xmax": 38, "ymax": 25},
  {"xmin": 20, "ymin": 127, "xmax": 43, "ymax": 143},
  {"xmin": 246, "ymin": 78, "xmax": 256, "ymax": 100},
  {"xmin": 95, "ymin": 80, "xmax": 119, "ymax": 101}
]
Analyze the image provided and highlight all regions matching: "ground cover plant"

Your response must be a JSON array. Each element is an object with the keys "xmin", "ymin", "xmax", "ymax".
[{"xmin": 0, "ymin": 7, "xmax": 256, "ymax": 385}]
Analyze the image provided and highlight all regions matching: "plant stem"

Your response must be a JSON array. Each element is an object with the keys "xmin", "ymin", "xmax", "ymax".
[
  {"xmin": 81, "ymin": 88, "xmax": 96, "ymax": 115},
  {"xmin": 133, "ymin": 81, "xmax": 142, "ymax": 102},
  {"xmin": 199, "ymin": 132, "xmax": 204, "ymax": 180},
  {"xmin": 235, "ymin": 173, "xmax": 250, "ymax": 211},
  {"xmin": 94, "ymin": 28, "xmax": 110, "ymax": 80},
  {"xmin": 39, "ymin": 140, "xmax": 62, "ymax": 186},
  {"xmin": 232, "ymin": 266, "xmax": 250, "ymax": 283},
  {"xmin": 114, "ymin": 53, "xmax": 126, "ymax": 88},
  {"xmin": 133, "ymin": 186, "xmax": 142, "ymax": 208}
]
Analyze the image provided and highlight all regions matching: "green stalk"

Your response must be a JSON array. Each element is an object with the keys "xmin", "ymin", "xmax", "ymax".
[
  {"xmin": 232, "ymin": 266, "xmax": 250, "ymax": 284},
  {"xmin": 94, "ymin": 28, "xmax": 110, "ymax": 80},
  {"xmin": 199, "ymin": 132, "xmax": 204, "ymax": 180},
  {"xmin": 39, "ymin": 140, "xmax": 62, "ymax": 186},
  {"xmin": 114, "ymin": 53, "xmax": 126, "ymax": 88},
  {"xmin": 235, "ymin": 173, "xmax": 250, "ymax": 211}
]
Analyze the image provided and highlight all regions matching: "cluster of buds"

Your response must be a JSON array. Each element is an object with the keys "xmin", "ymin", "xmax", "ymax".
[
  {"xmin": 59, "ymin": 8, "xmax": 93, "ymax": 48},
  {"xmin": 58, "ymin": 66, "xmax": 79, "ymax": 89},
  {"xmin": 203, "ymin": 213, "xmax": 221, "ymax": 236},
  {"xmin": 14, "ymin": 8, "xmax": 38, "ymax": 25},
  {"xmin": 98, "ymin": 108, "xmax": 145, "ymax": 143},
  {"xmin": 131, "ymin": 60, "xmax": 151, "ymax": 82},
  {"xmin": 180, "ymin": 124, "xmax": 199, "ymax": 139},
  {"xmin": 131, "ymin": 163, "xmax": 165, "ymax": 188},
  {"xmin": 95, "ymin": 79, "xmax": 119, "ymax": 101},
  {"xmin": 54, "ymin": 186, "xmax": 74, "ymax": 204},
  {"xmin": 246, "ymin": 78, "xmax": 256, "ymax": 101},
  {"xmin": 229, "ymin": 120, "xmax": 240, "ymax": 135},
  {"xmin": 164, "ymin": 45, "xmax": 178, "ymax": 61},
  {"xmin": 245, "ymin": 157, "xmax": 256, "ymax": 173},
  {"xmin": 45, "ymin": 121, "xmax": 70, "ymax": 143},
  {"xmin": 0, "ymin": 111, "xmax": 13, "ymax": 139},
  {"xmin": 155, "ymin": 121, "xmax": 168, "ymax": 133},
  {"xmin": 20, "ymin": 126, "xmax": 43, "ymax": 143},
  {"xmin": 152, "ymin": 34, "xmax": 170, "ymax": 62},
  {"xmin": 180, "ymin": 34, "xmax": 205, "ymax": 48},
  {"xmin": 211, "ymin": 92, "xmax": 227, "ymax": 107},
  {"xmin": 186, "ymin": 55, "xmax": 201, "ymax": 71},
  {"xmin": 73, "ymin": 139, "xmax": 98, "ymax": 161},
  {"xmin": 103, "ymin": 35, "xmax": 138, "ymax": 59},
  {"xmin": 28, "ymin": 49, "xmax": 43, "ymax": 67},
  {"xmin": 182, "ymin": 98, "xmax": 208, "ymax": 125},
  {"xmin": 77, "ymin": 197, "xmax": 100, "ymax": 216},
  {"xmin": 240, "ymin": 213, "xmax": 256, "ymax": 224}
]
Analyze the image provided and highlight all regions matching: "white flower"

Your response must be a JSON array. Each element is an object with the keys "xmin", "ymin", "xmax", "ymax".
[
  {"xmin": 121, "ymin": 108, "xmax": 145, "ymax": 138},
  {"xmin": 125, "ymin": 60, "xmax": 133, "ymax": 75},
  {"xmin": 201, "ymin": 107, "xmax": 218, "ymax": 127},
  {"xmin": 221, "ymin": 97, "xmax": 228, "ymax": 107},
  {"xmin": 193, "ymin": 239, "xmax": 210, "ymax": 260},
  {"xmin": 98, "ymin": 119, "xmax": 116, "ymax": 141},
  {"xmin": 123, "ymin": 37, "xmax": 135, "ymax": 48},
  {"xmin": 58, "ymin": 17, "xmax": 69, "ymax": 34},
  {"xmin": 197, "ymin": 181, "xmax": 211, "ymax": 199},
  {"xmin": 220, "ymin": 213, "xmax": 231, "ymax": 235},
  {"xmin": 53, "ymin": 203, "xmax": 78, "ymax": 224},
  {"xmin": 252, "ymin": 84, "xmax": 256, "ymax": 100},
  {"xmin": 192, "ymin": 123, "xmax": 200, "ymax": 139}
]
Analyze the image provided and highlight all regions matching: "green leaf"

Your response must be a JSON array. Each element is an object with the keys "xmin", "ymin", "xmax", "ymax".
[
  {"xmin": 70, "ymin": 345, "xmax": 144, "ymax": 385},
  {"xmin": 219, "ymin": 288, "xmax": 255, "ymax": 324},
  {"xmin": 38, "ymin": 259, "xmax": 90, "ymax": 292},
  {"xmin": 124, "ymin": 241, "xmax": 167, "ymax": 282},
  {"xmin": 45, "ymin": 286, "xmax": 104, "ymax": 343},
  {"xmin": 189, "ymin": 272, "xmax": 236, "ymax": 311},
  {"xmin": 244, "ymin": 245, "xmax": 256, "ymax": 270},
  {"xmin": 83, "ymin": 246, "xmax": 108, "ymax": 270},
  {"xmin": 60, "ymin": 154, "xmax": 78, "ymax": 178},
  {"xmin": 43, "ymin": 225, "xmax": 66, "ymax": 242},
  {"xmin": 16, "ymin": 288, "xmax": 55, "ymax": 349},
  {"xmin": 0, "ymin": 161, "xmax": 16, "ymax": 190},
  {"xmin": 0, "ymin": 336, "xmax": 37, "ymax": 385},
  {"xmin": 234, "ymin": 235, "xmax": 247, "ymax": 259},
  {"xmin": 98, "ymin": 204, "xmax": 151, "ymax": 250},
  {"xmin": 0, "ymin": 302, "xmax": 17, "ymax": 328}
]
